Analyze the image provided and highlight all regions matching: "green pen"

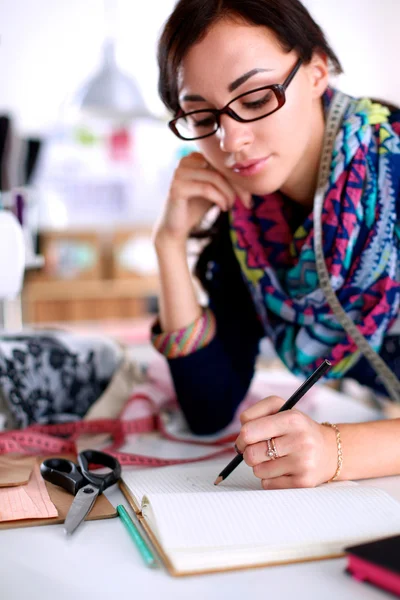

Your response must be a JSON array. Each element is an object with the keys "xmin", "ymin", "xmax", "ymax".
[{"xmin": 117, "ymin": 504, "xmax": 157, "ymax": 568}]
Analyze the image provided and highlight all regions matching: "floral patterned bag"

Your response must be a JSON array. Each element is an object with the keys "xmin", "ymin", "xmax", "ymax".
[{"xmin": 0, "ymin": 331, "xmax": 123, "ymax": 429}]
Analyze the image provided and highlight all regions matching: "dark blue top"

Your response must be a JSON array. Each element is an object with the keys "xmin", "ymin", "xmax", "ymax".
[{"xmin": 153, "ymin": 214, "xmax": 400, "ymax": 435}]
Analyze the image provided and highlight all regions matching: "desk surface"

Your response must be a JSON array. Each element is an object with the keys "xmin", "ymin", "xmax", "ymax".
[
  {"xmin": 2, "ymin": 477, "xmax": 400, "ymax": 600},
  {"xmin": 1, "ymin": 378, "xmax": 398, "ymax": 600}
]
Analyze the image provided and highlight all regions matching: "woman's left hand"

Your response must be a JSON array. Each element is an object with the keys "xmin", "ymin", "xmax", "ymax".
[{"xmin": 235, "ymin": 396, "xmax": 338, "ymax": 489}]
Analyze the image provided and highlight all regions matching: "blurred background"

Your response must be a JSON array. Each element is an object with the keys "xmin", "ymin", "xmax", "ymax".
[{"xmin": 0, "ymin": 0, "xmax": 399, "ymax": 341}]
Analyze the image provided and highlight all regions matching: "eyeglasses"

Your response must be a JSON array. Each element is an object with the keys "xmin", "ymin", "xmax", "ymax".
[{"xmin": 169, "ymin": 59, "xmax": 302, "ymax": 141}]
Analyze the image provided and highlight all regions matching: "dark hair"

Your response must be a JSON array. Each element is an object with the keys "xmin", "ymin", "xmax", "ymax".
[{"xmin": 158, "ymin": 0, "xmax": 343, "ymax": 115}]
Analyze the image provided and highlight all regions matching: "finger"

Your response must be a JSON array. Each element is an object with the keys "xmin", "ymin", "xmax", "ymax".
[
  {"xmin": 236, "ymin": 410, "xmax": 302, "ymax": 451},
  {"xmin": 243, "ymin": 435, "xmax": 290, "ymax": 467},
  {"xmin": 253, "ymin": 456, "xmax": 294, "ymax": 480},
  {"xmin": 261, "ymin": 476, "xmax": 295, "ymax": 490},
  {"xmin": 177, "ymin": 167, "xmax": 236, "ymax": 206},
  {"xmin": 240, "ymin": 396, "xmax": 285, "ymax": 425},
  {"xmin": 170, "ymin": 179, "xmax": 231, "ymax": 212},
  {"xmin": 262, "ymin": 474, "xmax": 315, "ymax": 490},
  {"xmin": 179, "ymin": 152, "xmax": 209, "ymax": 168}
]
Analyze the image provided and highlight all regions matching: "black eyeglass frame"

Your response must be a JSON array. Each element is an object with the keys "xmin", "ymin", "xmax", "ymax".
[{"xmin": 169, "ymin": 58, "xmax": 303, "ymax": 141}]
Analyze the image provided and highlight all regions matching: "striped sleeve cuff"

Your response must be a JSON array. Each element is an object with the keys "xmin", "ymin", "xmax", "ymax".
[{"xmin": 151, "ymin": 308, "xmax": 217, "ymax": 359}]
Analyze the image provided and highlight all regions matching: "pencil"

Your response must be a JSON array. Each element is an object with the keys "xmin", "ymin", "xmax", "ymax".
[
  {"xmin": 214, "ymin": 359, "xmax": 332, "ymax": 485},
  {"xmin": 117, "ymin": 504, "xmax": 157, "ymax": 568}
]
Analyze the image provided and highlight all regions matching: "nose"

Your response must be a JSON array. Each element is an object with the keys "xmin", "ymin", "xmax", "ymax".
[{"xmin": 217, "ymin": 114, "xmax": 253, "ymax": 154}]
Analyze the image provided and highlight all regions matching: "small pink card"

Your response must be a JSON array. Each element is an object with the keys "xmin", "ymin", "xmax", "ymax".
[{"xmin": 0, "ymin": 462, "xmax": 58, "ymax": 522}]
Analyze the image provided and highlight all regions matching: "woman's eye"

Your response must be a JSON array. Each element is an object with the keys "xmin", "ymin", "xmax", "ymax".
[
  {"xmin": 242, "ymin": 91, "xmax": 273, "ymax": 110},
  {"xmin": 192, "ymin": 116, "xmax": 216, "ymax": 128}
]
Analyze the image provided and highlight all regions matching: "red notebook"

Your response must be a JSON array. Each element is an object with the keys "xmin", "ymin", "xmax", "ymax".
[{"xmin": 346, "ymin": 535, "xmax": 400, "ymax": 598}]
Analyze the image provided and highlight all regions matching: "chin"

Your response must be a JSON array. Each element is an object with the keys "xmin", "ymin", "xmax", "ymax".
[{"xmin": 240, "ymin": 174, "xmax": 284, "ymax": 197}]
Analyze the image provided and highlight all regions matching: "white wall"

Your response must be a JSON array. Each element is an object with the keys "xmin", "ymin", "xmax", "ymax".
[
  {"xmin": 0, "ymin": 0, "xmax": 399, "ymax": 135},
  {"xmin": 304, "ymin": 0, "xmax": 400, "ymax": 104}
]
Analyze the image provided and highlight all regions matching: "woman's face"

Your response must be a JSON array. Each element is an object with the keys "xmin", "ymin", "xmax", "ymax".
[{"xmin": 178, "ymin": 18, "xmax": 329, "ymax": 201}]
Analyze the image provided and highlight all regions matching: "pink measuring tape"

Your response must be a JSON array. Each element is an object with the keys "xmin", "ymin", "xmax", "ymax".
[{"xmin": 0, "ymin": 389, "xmax": 237, "ymax": 467}]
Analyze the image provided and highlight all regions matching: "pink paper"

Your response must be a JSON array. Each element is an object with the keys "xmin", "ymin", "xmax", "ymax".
[{"xmin": 0, "ymin": 462, "xmax": 58, "ymax": 522}]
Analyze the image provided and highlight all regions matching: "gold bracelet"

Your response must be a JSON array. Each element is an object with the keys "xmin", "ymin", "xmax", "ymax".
[{"xmin": 321, "ymin": 422, "xmax": 343, "ymax": 482}]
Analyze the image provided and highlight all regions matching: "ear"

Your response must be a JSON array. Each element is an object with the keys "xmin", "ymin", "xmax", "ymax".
[{"xmin": 305, "ymin": 53, "xmax": 330, "ymax": 99}]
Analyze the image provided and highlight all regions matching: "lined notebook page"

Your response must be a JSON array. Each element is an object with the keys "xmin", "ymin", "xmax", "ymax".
[
  {"xmin": 142, "ymin": 486, "xmax": 400, "ymax": 572},
  {"xmin": 122, "ymin": 459, "xmax": 262, "ymax": 506},
  {"xmin": 122, "ymin": 459, "xmax": 354, "ymax": 504},
  {"xmin": 122, "ymin": 461, "xmax": 400, "ymax": 572},
  {"xmin": 143, "ymin": 485, "xmax": 400, "ymax": 549}
]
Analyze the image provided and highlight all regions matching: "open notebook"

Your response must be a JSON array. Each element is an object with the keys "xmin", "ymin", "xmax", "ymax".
[{"xmin": 120, "ymin": 460, "xmax": 400, "ymax": 577}]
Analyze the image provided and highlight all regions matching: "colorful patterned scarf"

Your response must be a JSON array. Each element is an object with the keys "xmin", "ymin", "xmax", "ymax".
[{"xmin": 230, "ymin": 89, "xmax": 400, "ymax": 379}]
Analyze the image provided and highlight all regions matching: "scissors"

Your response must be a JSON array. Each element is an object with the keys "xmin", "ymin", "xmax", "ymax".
[{"xmin": 40, "ymin": 450, "xmax": 121, "ymax": 535}]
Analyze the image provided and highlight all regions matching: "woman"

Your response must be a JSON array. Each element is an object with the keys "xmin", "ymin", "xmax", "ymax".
[{"xmin": 151, "ymin": 0, "xmax": 400, "ymax": 488}]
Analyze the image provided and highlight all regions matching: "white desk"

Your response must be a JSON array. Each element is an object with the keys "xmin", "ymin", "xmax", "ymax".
[
  {"xmin": 1, "ymin": 381, "xmax": 399, "ymax": 600},
  {"xmin": 2, "ymin": 478, "xmax": 400, "ymax": 600}
]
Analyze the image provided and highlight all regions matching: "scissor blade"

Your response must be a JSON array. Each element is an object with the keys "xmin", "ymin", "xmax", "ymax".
[{"xmin": 64, "ymin": 484, "xmax": 100, "ymax": 535}]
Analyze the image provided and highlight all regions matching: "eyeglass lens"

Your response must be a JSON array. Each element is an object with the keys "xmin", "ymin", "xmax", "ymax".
[{"xmin": 175, "ymin": 87, "xmax": 280, "ymax": 140}]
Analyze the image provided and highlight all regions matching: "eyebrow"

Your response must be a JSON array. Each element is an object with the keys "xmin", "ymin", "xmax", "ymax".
[
  {"xmin": 181, "ymin": 68, "xmax": 272, "ymax": 103},
  {"xmin": 228, "ymin": 68, "xmax": 272, "ymax": 92}
]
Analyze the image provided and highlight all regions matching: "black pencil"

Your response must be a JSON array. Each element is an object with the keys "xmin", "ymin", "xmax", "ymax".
[{"xmin": 214, "ymin": 359, "xmax": 332, "ymax": 485}]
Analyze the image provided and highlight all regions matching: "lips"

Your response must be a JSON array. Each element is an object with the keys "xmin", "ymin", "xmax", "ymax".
[{"xmin": 231, "ymin": 156, "xmax": 270, "ymax": 176}]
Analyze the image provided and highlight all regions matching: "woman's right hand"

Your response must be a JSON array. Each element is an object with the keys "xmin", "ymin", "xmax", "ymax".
[{"xmin": 154, "ymin": 151, "xmax": 244, "ymax": 247}]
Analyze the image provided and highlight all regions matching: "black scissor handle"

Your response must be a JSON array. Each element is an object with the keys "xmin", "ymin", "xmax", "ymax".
[
  {"xmin": 78, "ymin": 450, "xmax": 121, "ymax": 493},
  {"xmin": 40, "ymin": 458, "xmax": 85, "ymax": 495}
]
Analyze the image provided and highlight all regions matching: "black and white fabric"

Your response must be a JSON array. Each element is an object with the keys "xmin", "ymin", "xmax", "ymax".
[{"xmin": 0, "ymin": 331, "xmax": 122, "ymax": 429}]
